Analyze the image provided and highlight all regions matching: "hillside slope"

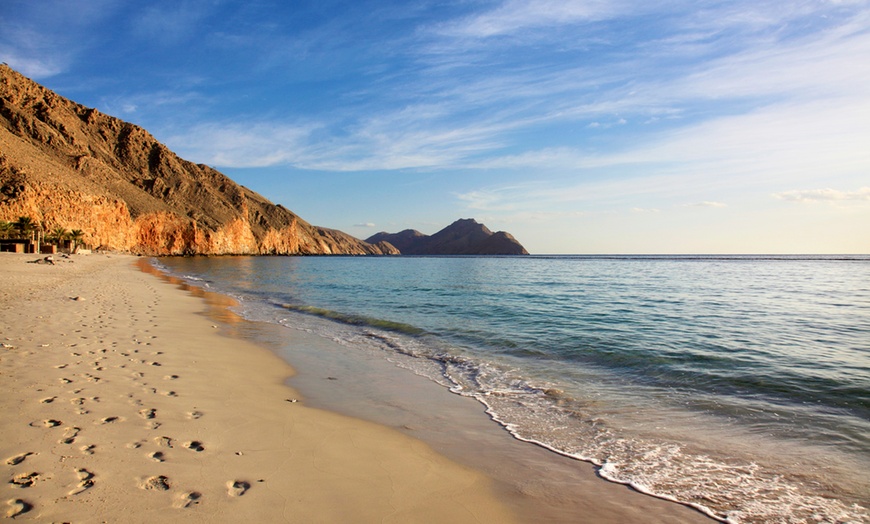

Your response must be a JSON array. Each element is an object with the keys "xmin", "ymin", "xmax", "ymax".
[{"xmin": 0, "ymin": 65, "xmax": 397, "ymax": 255}]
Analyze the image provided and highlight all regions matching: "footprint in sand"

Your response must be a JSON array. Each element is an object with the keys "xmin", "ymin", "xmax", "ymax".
[
  {"xmin": 5, "ymin": 453, "xmax": 35, "ymax": 466},
  {"xmin": 227, "ymin": 480, "xmax": 250, "ymax": 497},
  {"xmin": 80, "ymin": 445, "xmax": 95, "ymax": 455},
  {"xmin": 140, "ymin": 475, "xmax": 171, "ymax": 491},
  {"xmin": 186, "ymin": 411, "xmax": 204, "ymax": 420},
  {"xmin": 149, "ymin": 451, "xmax": 165, "ymax": 462},
  {"xmin": 173, "ymin": 491, "xmax": 202, "ymax": 509},
  {"xmin": 67, "ymin": 469, "xmax": 95, "ymax": 496},
  {"xmin": 164, "ymin": 375, "xmax": 179, "ymax": 380},
  {"xmin": 184, "ymin": 441, "xmax": 205, "ymax": 452},
  {"xmin": 155, "ymin": 436, "xmax": 173, "ymax": 448},
  {"xmin": 60, "ymin": 427, "xmax": 80, "ymax": 444},
  {"xmin": 30, "ymin": 419, "xmax": 62, "ymax": 428},
  {"xmin": 9, "ymin": 473, "xmax": 39, "ymax": 488},
  {"xmin": 40, "ymin": 396, "xmax": 56, "ymax": 404},
  {"xmin": 98, "ymin": 416, "xmax": 122, "ymax": 425},
  {"xmin": 5, "ymin": 499, "xmax": 32, "ymax": 518},
  {"xmin": 138, "ymin": 408, "xmax": 157, "ymax": 420}
]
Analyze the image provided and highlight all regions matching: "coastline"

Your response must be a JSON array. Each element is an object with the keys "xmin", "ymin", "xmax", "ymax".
[
  {"xmin": 0, "ymin": 252, "xmax": 517, "ymax": 522},
  {"xmin": 147, "ymin": 256, "xmax": 714, "ymax": 524}
]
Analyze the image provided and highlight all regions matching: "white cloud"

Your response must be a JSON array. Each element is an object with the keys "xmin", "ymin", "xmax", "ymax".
[
  {"xmin": 354, "ymin": 222, "xmax": 376, "ymax": 228},
  {"xmin": 0, "ymin": 51, "xmax": 63, "ymax": 78},
  {"xmin": 138, "ymin": 0, "xmax": 868, "ymax": 182},
  {"xmin": 0, "ymin": 26, "xmax": 66, "ymax": 79},
  {"xmin": 456, "ymin": 186, "xmax": 528, "ymax": 211},
  {"xmin": 0, "ymin": 0, "xmax": 125, "ymax": 78},
  {"xmin": 438, "ymin": 0, "xmax": 625, "ymax": 38},
  {"xmin": 165, "ymin": 121, "xmax": 320, "ymax": 168},
  {"xmin": 670, "ymin": 12, "xmax": 870, "ymax": 102},
  {"xmin": 773, "ymin": 187, "xmax": 870, "ymax": 202}
]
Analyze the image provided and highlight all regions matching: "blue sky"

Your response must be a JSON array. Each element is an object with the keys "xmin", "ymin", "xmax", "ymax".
[{"xmin": 2, "ymin": 0, "xmax": 868, "ymax": 253}]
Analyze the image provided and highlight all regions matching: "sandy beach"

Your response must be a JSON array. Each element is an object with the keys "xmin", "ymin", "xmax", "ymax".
[
  {"xmin": 0, "ymin": 252, "xmax": 517, "ymax": 523},
  {"xmin": 0, "ymin": 252, "xmax": 715, "ymax": 523}
]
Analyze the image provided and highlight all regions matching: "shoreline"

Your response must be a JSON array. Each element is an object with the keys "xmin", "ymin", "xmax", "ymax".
[
  {"xmin": 0, "ymin": 252, "xmax": 517, "ymax": 522},
  {"xmin": 145, "ymin": 256, "xmax": 714, "ymax": 523}
]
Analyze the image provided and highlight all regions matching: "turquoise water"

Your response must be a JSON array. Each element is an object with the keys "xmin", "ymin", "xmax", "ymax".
[{"xmin": 156, "ymin": 255, "xmax": 870, "ymax": 523}]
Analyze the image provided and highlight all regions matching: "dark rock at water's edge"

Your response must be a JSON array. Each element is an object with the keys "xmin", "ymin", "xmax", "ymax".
[
  {"xmin": 367, "ymin": 218, "xmax": 529, "ymax": 255},
  {"xmin": 0, "ymin": 64, "xmax": 398, "ymax": 256}
]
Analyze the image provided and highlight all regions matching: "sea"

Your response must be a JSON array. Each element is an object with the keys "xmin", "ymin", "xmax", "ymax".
[{"xmin": 154, "ymin": 254, "xmax": 870, "ymax": 523}]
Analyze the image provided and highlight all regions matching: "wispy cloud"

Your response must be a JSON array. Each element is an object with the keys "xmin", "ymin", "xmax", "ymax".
[
  {"xmin": 0, "ymin": 25, "xmax": 66, "ymax": 78},
  {"xmin": 456, "ymin": 186, "xmax": 532, "ymax": 211},
  {"xmin": 669, "ymin": 11, "xmax": 870, "ymax": 102},
  {"xmin": 434, "ymin": 0, "xmax": 628, "ymax": 39},
  {"xmin": 773, "ymin": 187, "xmax": 870, "ymax": 202},
  {"xmin": 165, "ymin": 121, "xmax": 321, "ymax": 168},
  {"xmin": 129, "ymin": 2, "xmax": 217, "ymax": 46},
  {"xmin": 101, "ymin": 89, "xmax": 209, "ymax": 117},
  {"xmin": 0, "ymin": 0, "xmax": 124, "ymax": 78},
  {"xmin": 117, "ymin": 0, "xmax": 865, "ymax": 185}
]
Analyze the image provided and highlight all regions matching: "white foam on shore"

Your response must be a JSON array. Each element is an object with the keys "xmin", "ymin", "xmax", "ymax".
[{"xmin": 153, "ymin": 257, "xmax": 870, "ymax": 524}]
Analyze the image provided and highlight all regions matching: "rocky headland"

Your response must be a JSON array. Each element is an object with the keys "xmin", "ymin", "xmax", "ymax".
[
  {"xmin": 0, "ymin": 65, "xmax": 397, "ymax": 255},
  {"xmin": 367, "ymin": 219, "xmax": 528, "ymax": 255}
]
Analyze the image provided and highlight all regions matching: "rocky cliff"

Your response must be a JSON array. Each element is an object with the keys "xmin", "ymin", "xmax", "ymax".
[
  {"xmin": 0, "ymin": 65, "xmax": 398, "ymax": 255},
  {"xmin": 367, "ymin": 219, "xmax": 528, "ymax": 255}
]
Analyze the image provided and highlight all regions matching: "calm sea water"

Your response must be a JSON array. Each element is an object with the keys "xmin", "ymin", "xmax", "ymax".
[{"xmin": 155, "ymin": 255, "xmax": 870, "ymax": 523}]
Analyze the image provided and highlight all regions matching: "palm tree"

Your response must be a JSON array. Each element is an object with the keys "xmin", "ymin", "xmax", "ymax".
[
  {"xmin": 0, "ymin": 220, "xmax": 12, "ymax": 239},
  {"xmin": 69, "ymin": 229, "xmax": 84, "ymax": 253},
  {"xmin": 50, "ymin": 226, "xmax": 68, "ymax": 245},
  {"xmin": 14, "ymin": 216, "xmax": 35, "ymax": 239}
]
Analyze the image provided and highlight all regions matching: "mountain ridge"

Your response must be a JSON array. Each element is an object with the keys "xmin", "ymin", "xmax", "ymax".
[
  {"xmin": 0, "ymin": 64, "xmax": 398, "ymax": 255},
  {"xmin": 367, "ymin": 218, "xmax": 528, "ymax": 255}
]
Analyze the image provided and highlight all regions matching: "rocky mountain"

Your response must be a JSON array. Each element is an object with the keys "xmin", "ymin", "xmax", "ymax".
[
  {"xmin": 0, "ymin": 65, "xmax": 398, "ymax": 255},
  {"xmin": 367, "ymin": 219, "xmax": 528, "ymax": 255}
]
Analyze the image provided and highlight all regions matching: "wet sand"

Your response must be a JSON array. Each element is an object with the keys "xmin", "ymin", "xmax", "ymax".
[
  {"xmin": 142, "ymin": 256, "xmax": 714, "ymax": 523},
  {"xmin": 0, "ymin": 252, "xmax": 516, "ymax": 523}
]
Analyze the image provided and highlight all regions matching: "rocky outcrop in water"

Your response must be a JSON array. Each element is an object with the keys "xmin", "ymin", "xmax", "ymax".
[
  {"xmin": 0, "ymin": 64, "xmax": 397, "ymax": 255},
  {"xmin": 367, "ymin": 219, "xmax": 528, "ymax": 255}
]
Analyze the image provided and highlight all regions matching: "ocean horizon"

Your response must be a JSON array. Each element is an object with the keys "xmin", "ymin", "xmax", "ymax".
[{"xmin": 156, "ymin": 254, "xmax": 869, "ymax": 523}]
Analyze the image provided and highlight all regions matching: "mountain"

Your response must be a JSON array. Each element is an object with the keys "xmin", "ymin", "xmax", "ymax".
[
  {"xmin": 366, "ymin": 219, "xmax": 529, "ymax": 255},
  {"xmin": 0, "ymin": 65, "xmax": 397, "ymax": 255}
]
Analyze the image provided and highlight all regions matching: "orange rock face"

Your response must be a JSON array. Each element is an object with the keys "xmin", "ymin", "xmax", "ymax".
[{"xmin": 0, "ymin": 65, "xmax": 397, "ymax": 256}]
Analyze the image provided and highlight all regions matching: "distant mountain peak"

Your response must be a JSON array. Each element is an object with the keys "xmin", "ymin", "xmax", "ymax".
[{"xmin": 367, "ymin": 219, "xmax": 528, "ymax": 255}]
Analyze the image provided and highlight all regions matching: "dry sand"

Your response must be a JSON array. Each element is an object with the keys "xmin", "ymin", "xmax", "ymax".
[{"xmin": 0, "ymin": 253, "xmax": 518, "ymax": 523}]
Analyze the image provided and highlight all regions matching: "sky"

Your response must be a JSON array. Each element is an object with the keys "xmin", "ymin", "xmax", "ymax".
[{"xmin": 2, "ymin": 0, "xmax": 869, "ymax": 254}]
